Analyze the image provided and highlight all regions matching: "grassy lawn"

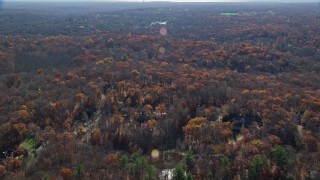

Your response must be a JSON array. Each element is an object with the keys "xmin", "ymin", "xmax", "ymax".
[
  {"xmin": 19, "ymin": 138, "xmax": 38, "ymax": 168},
  {"xmin": 19, "ymin": 138, "xmax": 35, "ymax": 152}
]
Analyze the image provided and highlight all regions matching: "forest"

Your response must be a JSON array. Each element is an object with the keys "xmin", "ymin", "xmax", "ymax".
[{"xmin": 0, "ymin": 2, "xmax": 320, "ymax": 180}]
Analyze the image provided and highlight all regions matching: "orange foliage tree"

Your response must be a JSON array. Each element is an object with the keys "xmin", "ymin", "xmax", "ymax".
[{"xmin": 60, "ymin": 168, "xmax": 73, "ymax": 180}]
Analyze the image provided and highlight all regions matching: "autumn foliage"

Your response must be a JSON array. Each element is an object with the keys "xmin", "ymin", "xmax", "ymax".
[
  {"xmin": 0, "ymin": 2, "xmax": 319, "ymax": 180},
  {"xmin": 60, "ymin": 168, "xmax": 73, "ymax": 180}
]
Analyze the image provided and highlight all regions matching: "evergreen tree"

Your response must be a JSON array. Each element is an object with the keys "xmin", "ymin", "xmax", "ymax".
[
  {"xmin": 272, "ymin": 145, "xmax": 288, "ymax": 168},
  {"xmin": 248, "ymin": 154, "xmax": 268, "ymax": 180},
  {"xmin": 183, "ymin": 150, "xmax": 195, "ymax": 171},
  {"xmin": 173, "ymin": 163, "xmax": 187, "ymax": 180},
  {"xmin": 145, "ymin": 165, "xmax": 156, "ymax": 180},
  {"xmin": 74, "ymin": 164, "xmax": 85, "ymax": 179},
  {"xmin": 119, "ymin": 155, "xmax": 129, "ymax": 169}
]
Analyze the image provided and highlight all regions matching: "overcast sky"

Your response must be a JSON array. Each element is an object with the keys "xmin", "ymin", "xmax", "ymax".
[{"xmin": 2, "ymin": 0, "xmax": 319, "ymax": 2}]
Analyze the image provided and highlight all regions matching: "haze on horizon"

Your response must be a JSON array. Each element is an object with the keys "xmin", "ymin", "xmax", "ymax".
[{"xmin": 2, "ymin": 0, "xmax": 319, "ymax": 2}]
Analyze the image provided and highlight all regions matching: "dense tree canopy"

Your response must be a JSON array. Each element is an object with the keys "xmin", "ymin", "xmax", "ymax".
[{"xmin": 0, "ymin": 2, "xmax": 320, "ymax": 179}]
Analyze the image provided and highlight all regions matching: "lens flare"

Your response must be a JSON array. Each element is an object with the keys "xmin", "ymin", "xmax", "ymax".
[
  {"xmin": 151, "ymin": 149, "xmax": 160, "ymax": 160},
  {"xmin": 159, "ymin": 47, "xmax": 166, "ymax": 54},
  {"xmin": 160, "ymin": 27, "xmax": 167, "ymax": 36}
]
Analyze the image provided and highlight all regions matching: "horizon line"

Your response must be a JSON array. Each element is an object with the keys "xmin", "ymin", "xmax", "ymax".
[{"xmin": 3, "ymin": 0, "xmax": 320, "ymax": 3}]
